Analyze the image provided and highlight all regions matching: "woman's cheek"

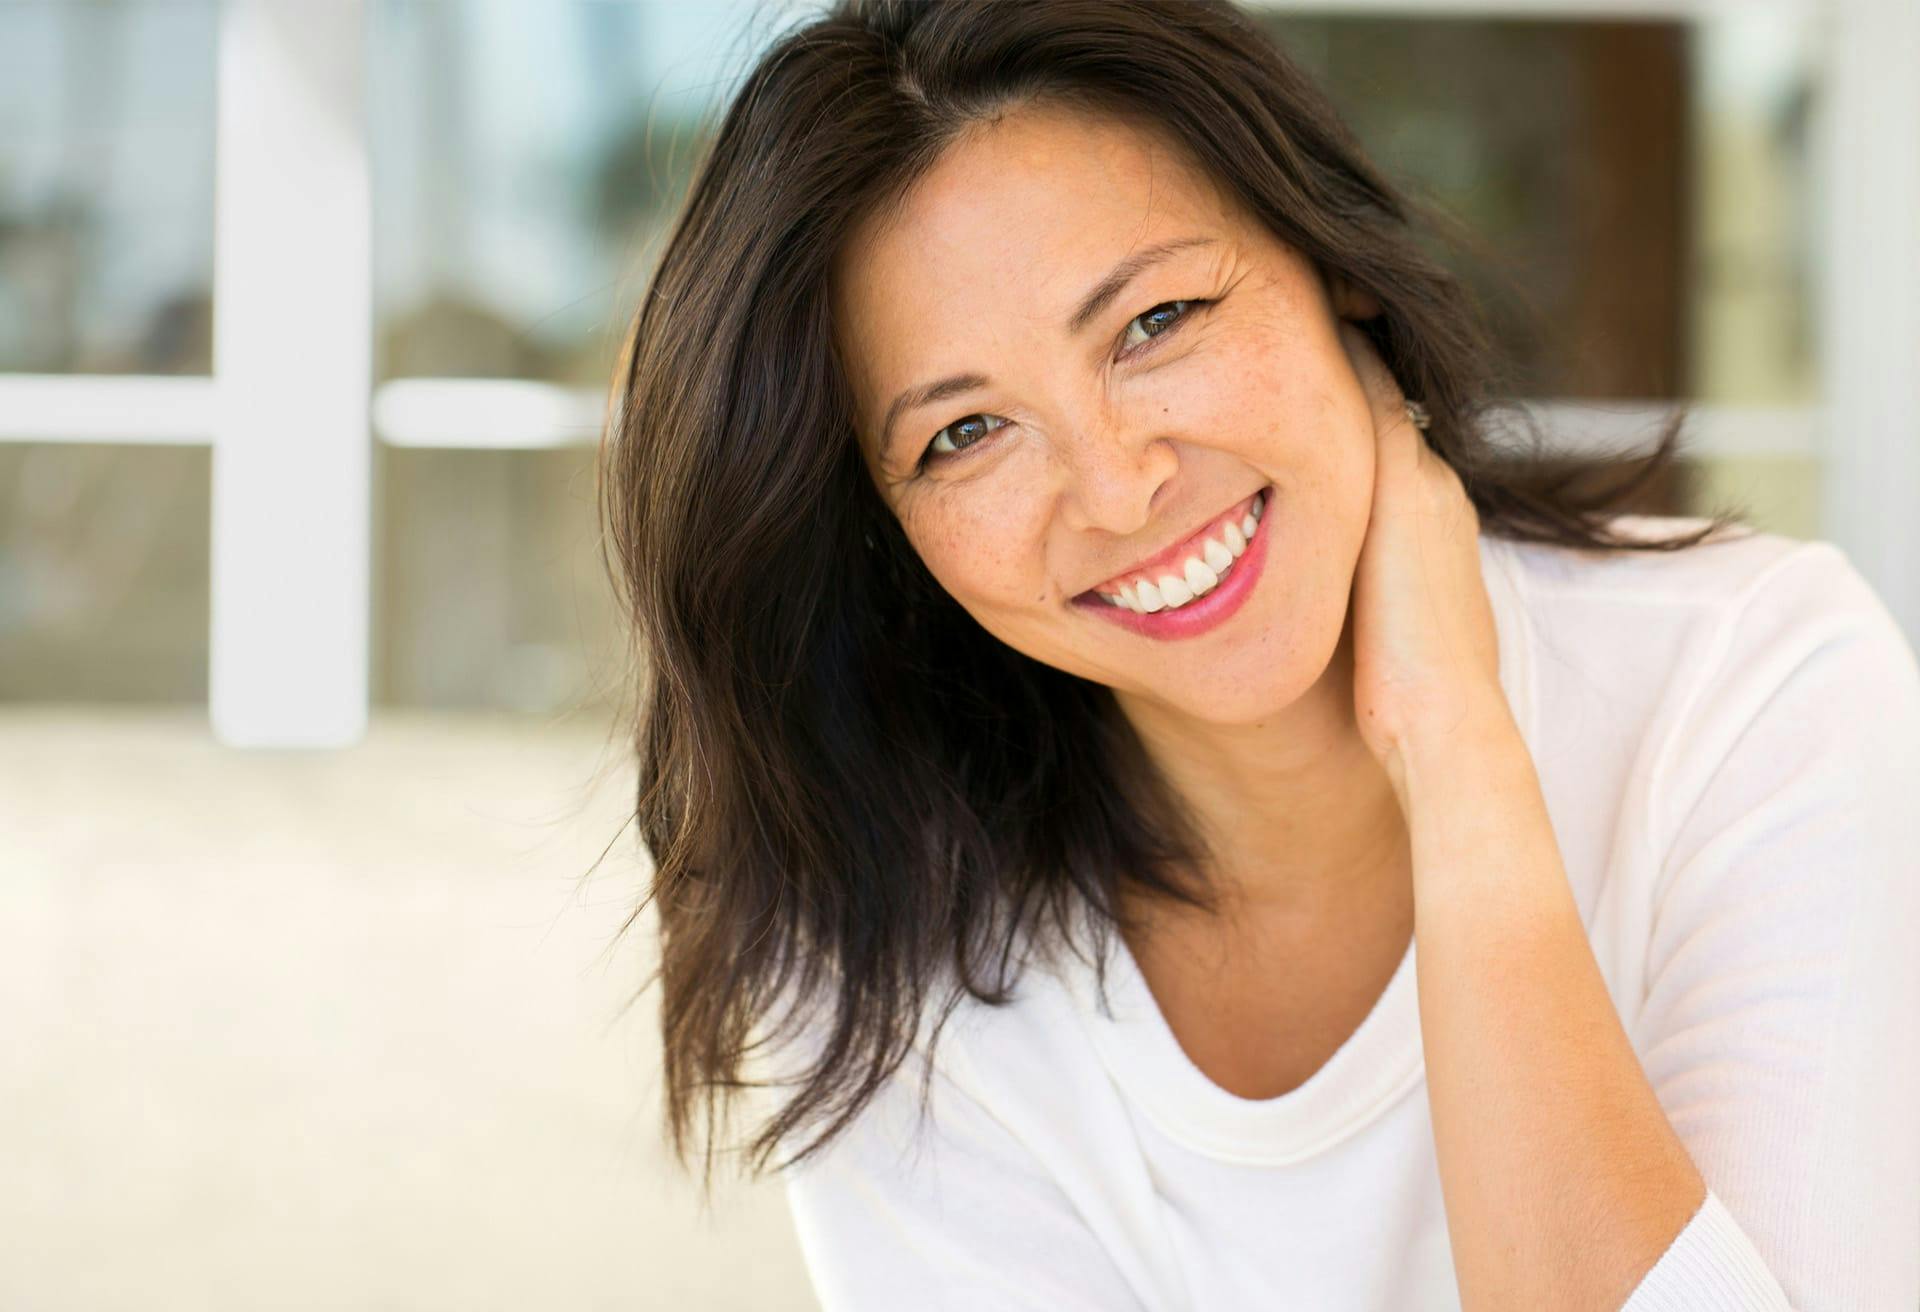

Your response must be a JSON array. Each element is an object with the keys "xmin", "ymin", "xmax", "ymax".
[{"xmin": 915, "ymin": 496, "xmax": 1044, "ymax": 606}]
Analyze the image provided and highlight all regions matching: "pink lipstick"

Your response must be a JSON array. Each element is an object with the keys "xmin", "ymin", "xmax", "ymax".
[{"xmin": 1072, "ymin": 485, "xmax": 1274, "ymax": 641}]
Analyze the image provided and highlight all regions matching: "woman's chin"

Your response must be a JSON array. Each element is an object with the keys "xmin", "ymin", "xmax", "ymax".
[{"xmin": 1106, "ymin": 664, "xmax": 1320, "ymax": 727}]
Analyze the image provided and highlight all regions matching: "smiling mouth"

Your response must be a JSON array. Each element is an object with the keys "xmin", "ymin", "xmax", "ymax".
[{"xmin": 1075, "ymin": 485, "xmax": 1269, "ymax": 612}]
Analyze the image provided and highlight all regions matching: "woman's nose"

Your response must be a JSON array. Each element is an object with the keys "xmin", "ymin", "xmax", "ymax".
[{"xmin": 1058, "ymin": 429, "xmax": 1180, "ymax": 537}]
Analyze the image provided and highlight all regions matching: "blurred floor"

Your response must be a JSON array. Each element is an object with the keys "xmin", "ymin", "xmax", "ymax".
[{"xmin": 0, "ymin": 707, "xmax": 818, "ymax": 1312}]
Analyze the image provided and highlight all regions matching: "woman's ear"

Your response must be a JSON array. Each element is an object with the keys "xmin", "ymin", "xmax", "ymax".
[{"xmin": 1328, "ymin": 272, "xmax": 1384, "ymax": 322}]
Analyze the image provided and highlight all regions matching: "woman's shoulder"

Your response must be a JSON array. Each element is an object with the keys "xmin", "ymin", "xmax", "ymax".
[
  {"xmin": 741, "ymin": 913, "xmax": 1094, "ymax": 1118},
  {"xmin": 1485, "ymin": 514, "xmax": 1919, "ymax": 797},
  {"xmin": 1487, "ymin": 512, "xmax": 1842, "ymax": 609},
  {"xmin": 1485, "ymin": 513, "xmax": 1911, "ymax": 680},
  {"xmin": 1507, "ymin": 512, "xmax": 1910, "ymax": 654},
  {"xmin": 1493, "ymin": 511, "xmax": 1920, "ymax": 845},
  {"xmin": 740, "ymin": 914, "xmax": 1123, "ymax": 1190}
]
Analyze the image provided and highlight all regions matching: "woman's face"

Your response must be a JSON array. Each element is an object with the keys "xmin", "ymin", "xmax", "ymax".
[{"xmin": 833, "ymin": 102, "xmax": 1383, "ymax": 726}]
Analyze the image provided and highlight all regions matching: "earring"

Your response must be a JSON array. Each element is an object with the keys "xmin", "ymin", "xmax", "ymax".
[{"xmin": 1403, "ymin": 400, "xmax": 1431, "ymax": 431}]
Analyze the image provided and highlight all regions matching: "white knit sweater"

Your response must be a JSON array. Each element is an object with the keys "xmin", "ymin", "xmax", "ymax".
[{"xmin": 777, "ymin": 518, "xmax": 1920, "ymax": 1311}]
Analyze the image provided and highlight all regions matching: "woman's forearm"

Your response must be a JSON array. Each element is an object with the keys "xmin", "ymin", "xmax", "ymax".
[{"xmin": 1390, "ymin": 695, "xmax": 1706, "ymax": 1311}]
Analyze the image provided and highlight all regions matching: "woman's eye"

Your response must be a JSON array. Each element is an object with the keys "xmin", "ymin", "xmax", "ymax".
[
  {"xmin": 1119, "ymin": 299, "xmax": 1201, "ymax": 355},
  {"xmin": 927, "ymin": 412, "xmax": 1009, "ymax": 461},
  {"xmin": 916, "ymin": 299, "xmax": 1207, "ymax": 471}
]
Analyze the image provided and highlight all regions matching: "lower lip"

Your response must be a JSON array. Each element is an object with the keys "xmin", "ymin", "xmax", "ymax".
[{"xmin": 1072, "ymin": 485, "xmax": 1274, "ymax": 640}]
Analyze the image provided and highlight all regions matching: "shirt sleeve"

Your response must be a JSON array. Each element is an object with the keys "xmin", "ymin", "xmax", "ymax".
[
  {"xmin": 1620, "ymin": 542, "xmax": 1920, "ymax": 1311},
  {"xmin": 779, "ymin": 1045, "xmax": 1151, "ymax": 1312}
]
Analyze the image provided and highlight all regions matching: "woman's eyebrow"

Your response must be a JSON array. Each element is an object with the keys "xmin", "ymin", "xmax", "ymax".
[
  {"xmin": 1065, "ymin": 235, "xmax": 1215, "ymax": 335},
  {"xmin": 877, "ymin": 234, "xmax": 1217, "ymax": 465}
]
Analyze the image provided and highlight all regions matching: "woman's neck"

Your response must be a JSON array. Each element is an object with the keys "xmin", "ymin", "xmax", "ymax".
[{"xmin": 1114, "ymin": 614, "xmax": 1411, "ymax": 928}]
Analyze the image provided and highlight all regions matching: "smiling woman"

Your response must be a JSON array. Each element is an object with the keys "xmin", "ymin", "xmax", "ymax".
[
  {"xmin": 831, "ymin": 100, "xmax": 1412, "ymax": 722},
  {"xmin": 597, "ymin": 2, "xmax": 1920, "ymax": 1310}
]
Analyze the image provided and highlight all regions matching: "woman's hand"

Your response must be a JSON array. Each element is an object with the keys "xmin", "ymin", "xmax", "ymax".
[{"xmin": 1337, "ymin": 321, "xmax": 1507, "ymax": 793}]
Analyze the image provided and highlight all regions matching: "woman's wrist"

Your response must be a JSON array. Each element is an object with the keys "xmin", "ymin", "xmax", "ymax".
[{"xmin": 1380, "ymin": 685, "xmax": 1524, "ymax": 816}]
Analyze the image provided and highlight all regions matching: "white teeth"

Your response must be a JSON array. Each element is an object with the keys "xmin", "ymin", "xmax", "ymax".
[
  {"xmin": 1096, "ymin": 491, "xmax": 1269, "ymax": 616},
  {"xmin": 1118, "ymin": 556, "xmax": 1227, "ymax": 614},
  {"xmin": 1184, "ymin": 556, "xmax": 1218, "ymax": 596},
  {"xmin": 1238, "ymin": 490, "xmax": 1266, "ymax": 540}
]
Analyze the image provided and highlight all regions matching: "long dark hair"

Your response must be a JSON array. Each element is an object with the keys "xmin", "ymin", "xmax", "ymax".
[{"xmin": 595, "ymin": 0, "xmax": 1743, "ymax": 1200}]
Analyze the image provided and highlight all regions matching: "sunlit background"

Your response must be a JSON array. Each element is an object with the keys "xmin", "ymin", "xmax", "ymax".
[{"xmin": 4, "ymin": 0, "xmax": 1915, "ymax": 1307}]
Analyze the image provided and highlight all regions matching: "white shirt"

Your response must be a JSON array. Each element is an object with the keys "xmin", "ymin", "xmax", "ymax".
[{"xmin": 775, "ymin": 517, "xmax": 1920, "ymax": 1311}]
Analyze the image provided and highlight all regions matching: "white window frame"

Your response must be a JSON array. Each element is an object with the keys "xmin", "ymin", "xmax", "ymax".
[{"xmin": 0, "ymin": 0, "xmax": 1910, "ymax": 747}]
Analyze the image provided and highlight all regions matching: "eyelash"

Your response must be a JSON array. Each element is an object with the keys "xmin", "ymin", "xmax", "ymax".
[{"xmin": 917, "ymin": 298, "xmax": 1211, "ymax": 470}]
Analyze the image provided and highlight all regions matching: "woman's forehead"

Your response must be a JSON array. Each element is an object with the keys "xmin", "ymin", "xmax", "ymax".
[
  {"xmin": 831, "ymin": 106, "xmax": 1242, "ymax": 421},
  {"xmin": 842, "ymin": 106, "xmax": 1229, "ymax": 298}
]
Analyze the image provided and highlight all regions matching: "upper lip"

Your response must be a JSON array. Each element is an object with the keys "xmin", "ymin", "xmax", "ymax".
[{"xmin": 1080, "ymin": 487, "xmax": 1263, "ymax": 597}]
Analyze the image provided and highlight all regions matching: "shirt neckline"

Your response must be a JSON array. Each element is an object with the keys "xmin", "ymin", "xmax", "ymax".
[{"xmin": 1059, "ymin": 532, "xmax": 1539, "ymax": 1165}]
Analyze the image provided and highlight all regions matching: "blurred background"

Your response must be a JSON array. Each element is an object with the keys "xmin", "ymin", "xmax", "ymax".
[{"xmin": 3, "ymin": 0, "xmax": 1915, "ymax": 1307}]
